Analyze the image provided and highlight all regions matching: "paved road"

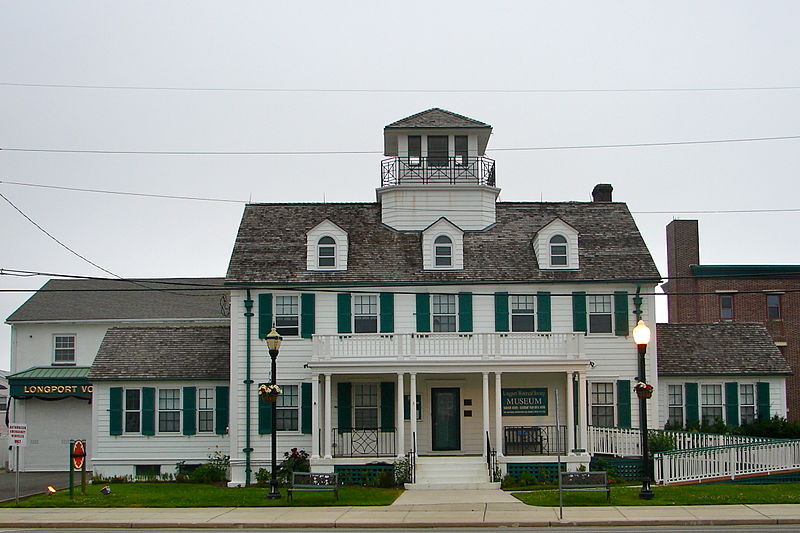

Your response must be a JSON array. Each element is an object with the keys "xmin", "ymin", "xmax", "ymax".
[{"xmin": 0, "ymin": 471, "xmax": 73, "ymax": 502}]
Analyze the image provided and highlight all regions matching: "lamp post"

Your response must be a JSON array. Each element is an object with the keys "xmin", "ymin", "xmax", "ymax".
[
  {"xmin": 265, "ymin": 327, "xmax": 282, "ymax": 500},
  {"xmin": 632, "ymin": 319, "xmax": 654, "ymax": 500}
]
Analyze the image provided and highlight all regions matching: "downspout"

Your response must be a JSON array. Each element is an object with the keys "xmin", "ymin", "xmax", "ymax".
[{"xmin": 243, "ymin": 291, "xmax": 254, "ymax": 486}]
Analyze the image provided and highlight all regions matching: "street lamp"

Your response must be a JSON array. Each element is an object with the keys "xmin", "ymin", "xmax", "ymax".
[
  {"xmin": 632, "ymin": 319, "xmax": 654, "ymax": 500},
  {"xmin": 265, "ymin": 326, "xmax": 282, "ymax": 500}
]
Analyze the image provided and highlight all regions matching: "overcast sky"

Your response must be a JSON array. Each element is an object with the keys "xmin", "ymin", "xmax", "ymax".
[{"xmin": 2, "ymin": 1, "xmax": 799, "ymax": 371}]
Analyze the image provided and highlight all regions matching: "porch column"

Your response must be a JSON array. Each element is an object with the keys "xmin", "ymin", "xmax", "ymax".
[
  {"xmin": 311, "ymin": 373, "xmax": 320, "ymax": 459},
  {"xmin": 577, "ymin": 370, "xmax": 588, "ymax": 450},
  {"xmin": 396, "ymin": 372, "xmax": 405, "ymax": 458},
  {"xmin": 495, "ymin": 372, "xmax": 503, "ymax": 457},
  {"xmin": 482, "ymin": 372, "xmax": 490, "ymax": 455},
  {"xmin": 324, "ymin": 373, "xmax": 333, "ymax": 459},
  {"xmin": 409, "ymin": 373, "xmax": 418, "ymax": 453},
  {"xmin": 566, "ymin": 372, "xmax": 575, "ymax": 453}
]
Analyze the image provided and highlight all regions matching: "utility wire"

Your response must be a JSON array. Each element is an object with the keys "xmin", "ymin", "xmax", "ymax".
[
  {"xmin": 3, "ymin": 81, "xmax": 800, "ymax": 93},
  {"xmin": 2, "ymin": 135, "xmax": 800, "ymax": 156}
]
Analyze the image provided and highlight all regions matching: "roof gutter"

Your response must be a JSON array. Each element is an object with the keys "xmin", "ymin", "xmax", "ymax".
[{"xmin": 243, "ymin": 290, "xmax": 254, "ymax": 487}]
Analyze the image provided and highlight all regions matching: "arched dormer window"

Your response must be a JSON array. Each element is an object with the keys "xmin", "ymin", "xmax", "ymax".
[
  {"xmin": 434, "ymin": 235, "xmax": 452, "ymax": 266},
  {"xmin": 550, "ymin": 235, "xmax": 568, "ymax": 266},
  {"xmin": 318, "ymin": 236, "xmax": 336, "ymax": 267}
]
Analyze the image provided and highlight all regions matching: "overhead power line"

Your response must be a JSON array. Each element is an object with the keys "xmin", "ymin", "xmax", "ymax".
[
  {"xmin": 2, "ymin": 134, "xmax": 800, "ymax": 156},
  {"xmin": 3, "ymin": 81, "xmax": 800, "ymax": 93}
]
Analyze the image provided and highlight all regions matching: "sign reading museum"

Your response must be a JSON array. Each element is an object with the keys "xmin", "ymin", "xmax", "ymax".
[{"xmin": 502, "ymin": 388, "xmax": 548, "ymax": 416}]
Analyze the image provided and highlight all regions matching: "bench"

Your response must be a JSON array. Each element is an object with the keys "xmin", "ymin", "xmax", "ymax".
[
  {"xmin": 287, "ymin": 472, "xmax": 338, "ymax": 502},
  {"xmin": 559, "ymin": 471, "xmax": 610, "ymax": 501}
]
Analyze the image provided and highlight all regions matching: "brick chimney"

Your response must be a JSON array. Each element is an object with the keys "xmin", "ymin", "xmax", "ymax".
[
  {"xmin": 665, "ymin": 219, "xmax": 700, "ymax": 322},
  {"xmin": 591, "ymin": 184, "xmax": 613, "ymax": 202}
]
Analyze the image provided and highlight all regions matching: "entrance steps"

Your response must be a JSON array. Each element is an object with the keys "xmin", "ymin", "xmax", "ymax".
[{"xmin": 405, "ymin": 456, "xmax": 501, "ymax": 490}]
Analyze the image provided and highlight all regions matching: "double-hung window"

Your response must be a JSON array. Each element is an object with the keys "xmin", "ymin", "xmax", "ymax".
[
  {"xmin": 198, "ymin": 388, "xmax": 215, "ymax": 433},
  {"xmin": 667, "ymin": 385, "xmax": 684, "ymax": 427},
  {"xmin": 511, "ymin": 295, "xmax": 535, "ymax": 332},
  {"xmin": 740, "ymin": 384, "xmax": 756, "ymax": 426},
  {"xmin": 590, "ymin": 382, "xmax": 615, "ymax": 427},
  {"xmin": 454, "ymin": 135, "xmax": 468, "ymax": 165},
  {"xmin": 767, "ymin": 294, "xmax": 781, "ymax": 320},
  {"xmin": 353, "ymin": 383, "xmax": 378, "ymax": 429},
  {"xmin": 720, "ymin": 294, "xmax": 734, "ymax": 320},
  {"xmin": 275, "ymin": 295, "xmax": 299, "ymax": 336},
  {"xmin": 158, "ymin": 389, "xmax": 180, "ymax": 433},
  {"xmin": 318, "ymin": 237, "xmax": 336, "ymax": 267},
  {"xmin": 408, "ymin": 135, "xmax": 421, "ymax": 166},
  {"xmin": 588, "ymin": 295, "xmax": 613, "ymax": 333},
  {"xmin": 54, "ymin": 335, "xmax": 76, "ymax": 364},
  {"xmin": 434, "ymin": 236, "xmax": 452, "ymax": 266},
  {"xmin": 549, "ymin": 235, "xmax": 568, "ymax": 266},
  {"xmin": 276, "ymin": 385, "xmax": 299, "ymax": 431},
  {"xmin": 353, "ymin": 294, "xmax": 378, "ymax": 333},
  {"xmin": 125, "ymin": 389, "xmax": 141, "ymax": 433},
  {"xmin": 432, "ymin": 294, "xmax": 457, "ymax": 332},
  {"xmin": 701, "ymin": 384, "xmax": 723, "ymax": 425}
]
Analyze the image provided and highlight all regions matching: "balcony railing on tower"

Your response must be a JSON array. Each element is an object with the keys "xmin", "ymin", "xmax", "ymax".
[{"xmin": 381, "ymin": 156, "xmax": 496, "ymax": 187}]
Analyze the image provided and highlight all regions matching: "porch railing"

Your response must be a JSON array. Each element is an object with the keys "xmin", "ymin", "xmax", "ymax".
[
  {"xmin": 381, "ymin": 156, "xmax": 496, "ymax": 187},
  {"xmin": 504, "ymin": 425, "xmax": 568, "ymax": 456},
  {"xmin": 312, "ymin": 332, "xmax": 584, "ymax": 362},
  {"xmin": 331, "ymin": 428, "xmax": 396, "ymax": 457},
  {"xmin": 654, "ymin": 440, "xmax": 800, "ymax": 485}
]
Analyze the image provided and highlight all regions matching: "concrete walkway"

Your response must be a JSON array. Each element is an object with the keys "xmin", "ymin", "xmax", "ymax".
[{"xmin": 1, "ymin": 500, "xmax": 800, "ymax": 528}]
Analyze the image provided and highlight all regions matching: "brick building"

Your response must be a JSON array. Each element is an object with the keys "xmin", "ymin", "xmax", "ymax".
[{"xmin": 665, "ymin": 219, "xmax": 799, "ymax": 420}]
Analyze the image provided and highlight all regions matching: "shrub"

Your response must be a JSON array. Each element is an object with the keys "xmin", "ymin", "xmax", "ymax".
[
  {"xmin": 278, "ymin": 448, "xmax": 310, "ymax": 485},
  {"xmin": 189, "ymin": 447, "xmax": 230, "ymax": 484},
  {"xmin": 648, "ymin": 430, "xmax": 678, "ymax": 454},
  {"xmin": 255, "ymin": 468, "xmax": 271, "ymax": 486},
  {"xmin": 393, "ymin": 457, "xmax": 411, "ymax": 485}
]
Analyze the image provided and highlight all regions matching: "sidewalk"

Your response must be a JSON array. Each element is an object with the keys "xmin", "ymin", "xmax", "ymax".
[{"xmin": 1, "ymin": 500, "xmax": 800, "ymax": 528}]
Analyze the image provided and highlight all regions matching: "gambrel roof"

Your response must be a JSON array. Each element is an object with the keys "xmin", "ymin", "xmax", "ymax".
[
  {"xmin": 657, "ymin": 322, "xmax": 792, "ymax": 376},
  {"xmin": 89, "ymin": 325, "xmax": 230, "ymax": 380},
  {"xmin": 226, "ymin": 201, "xmax": 660, "ymax": 284}
]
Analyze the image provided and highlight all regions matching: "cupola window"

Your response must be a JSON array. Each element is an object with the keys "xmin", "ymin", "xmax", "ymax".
[
  {"xmin": 408, "ymin": 135, "xmax": 422, "ymax": 166},
  {"xmin": 434, "ymin": 235, "xmax": 453, "ymax": 266},
  {"xmin": 455, "ymin": 135, "xmax": 468, "ymax": 166},
  {"xmin": 318, "ymin": 236, "xmax": 336, "ymax": 267},
  {"xmin": 428, "ymin": 136, "xmax": 449, "ymax": 167},
  {"xmin": 550, "ymin": 235, "xmax": 568, "ymax": 266}
]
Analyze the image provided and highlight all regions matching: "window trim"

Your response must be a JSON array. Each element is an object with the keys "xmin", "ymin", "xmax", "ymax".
[
  {"xmin": 720, "ymin": 294, "xmax": 734, "ymax": 320},
  {"xmin": 587, "ymin": 295, "xmax": 614, "ymax": 334},
  {"xmin": 158, "ymin": 388, "xmax": 181, "ymax": 434},
  {"xmin": 431, "ymin": 293, "xmax": 458, "ymax": 332},
  {"xmin": 53, "ymin": 334, "xmax": 77, "ymax": 365},
  {"xmin": 701, "ymin": 384, "xmax": 723, "ymax": 426},
  {"xmin": 767, "ymin": 293, "xmax": 782, "ymax": 320},
  {"xmin": 124, "ymin": 388, "xmax": 142, "ymax": 434},
  {"xmin": 433, "ymin": 235, "xmax": 453, "ymax": 267},
  {"xmin": 197, "ymin": 387, "xmax": 215, "ymax": 433},
  {"xmin": 276, "ymin": 384, "xmax": 300, "ymax": 432},
  {"xmin": 589, "ymin": 381, "xmax": 616, "ymax": 427},
  {"xmin": 274, "ymin": 294, "xmax": 300, "ymax": 337},
  {"xmin": 740, "ymin": 383, "xmax": 756, "ymax": 426},
  {"xmin": 510, "ymin": 294, "xmax": 536, "ymax": 332},
  {"xmin": 317, "ymin": 236, "xmax": 337, "ymax": 268},
  {"xmin": 549, "ymin": 234, "xmax": 568, "ymax": 267},
  {"xmin": 353, "ymin": 382, "xmax": 380, "ymax": 430},
  {"xmin": 667, "ymin": 384, "xmax": 684, "ymax": 428},
  {"xmin": 352, "ymin": 293, "xmax": 379, "ymax": 334}
]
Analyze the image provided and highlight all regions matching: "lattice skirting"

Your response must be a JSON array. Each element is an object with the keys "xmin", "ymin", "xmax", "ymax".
[
  {"xmin": 334, "ymin": 464, "xmax": 394, "ymax": 485},
  {"xmin": 505, "ymin": 463, "xmax": 566, "ymax": 483},
  {"xmin": 590, "ymin": 456, "xmax": 643, "ymax": 480}
]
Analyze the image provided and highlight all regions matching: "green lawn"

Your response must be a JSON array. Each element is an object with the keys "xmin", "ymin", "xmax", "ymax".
[
  {"xmin": 512, "ymin": 482, "xmax": 800, "ymax": 506},
  {"xmin": 2, "ymin": 483, "xmax": 402, "ymax": 508}
]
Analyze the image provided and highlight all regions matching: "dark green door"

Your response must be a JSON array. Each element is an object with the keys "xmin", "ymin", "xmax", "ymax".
[{"xmin": 431, "ymin": 388, "xmax": 460, "ymax": 451}]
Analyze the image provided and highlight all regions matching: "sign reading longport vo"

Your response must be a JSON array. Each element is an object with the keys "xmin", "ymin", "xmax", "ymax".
[{"xmin": 502, "ymin": 388, "xmax": 548, "ymax": 416}]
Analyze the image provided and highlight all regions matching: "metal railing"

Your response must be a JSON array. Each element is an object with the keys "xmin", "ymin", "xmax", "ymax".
[
  {"xmin": 381, "ymin": 156, "xmax": 496, "ymax": 187},
  {"xmin": 407, "ymin": 431, "xmax": 417, "ymax": 484},
  {"xmin": 486, "ymin": 432, "xmax": 499, "ymax": 482},
  {"xmin": 504, "ymin": 425, "xmax": 568, "ymax": 456},
  {"xmin": 331, "ymin": 428, "xmax": 396, "ymax": 457}
]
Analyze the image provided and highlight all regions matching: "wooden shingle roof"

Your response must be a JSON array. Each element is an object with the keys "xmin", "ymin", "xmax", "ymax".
[
  {"xmin": 89, "ymin": 325, "xmax": 230, "ymax": 381},
  {"xmin": 226, "ymin": 202, "xmax": 660, "ymax": 284},
  {"xmin": 385, "ymin": 108, "xmax": 491, "ymax": 129},
  {"xmin": 656, "ymin": 322, "xmax": 792, "ymax": 376}
]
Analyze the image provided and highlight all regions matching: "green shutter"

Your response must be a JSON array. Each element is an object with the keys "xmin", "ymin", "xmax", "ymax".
[
  {"xmin": 494, "ymin": 292, "xmax": 509, "ymax": 332},
  {"xmin": 109, "ymin": 387, "xmax": 123, "ymax": 436},
  {"xmin": 685, "ymin": 383, "xmax": 699, "ymax": 426},
  {"xmin": 258, "ymin": 391, "xmax": 272, "ymax": 434},
  {"xmin": 537, "ymin": 291, "xmax": 552, "ymax": 332},
  {"xmin": 458, "ymin": 292, "xmax": 473, "ymax": 332},
  {"xmin": 380, "ymin": 293, "xmax": 394, "ymax": 333},
  {"xmin": 258, "ymin": 293, "xmax": 273, "ymax": 339},
  {"xmin": 183, "ymin": 386, "xmax": 196, "ymax": 436},
  {"xmin": 380, "ymin": 382, "xmax": 395, "ymax": 431},
  {"xmin": 301, "ymin": 382, "xmax": 312, "ymax": 434},
  {"xmin": 725, "ymin": 382, "xmax": 739, "ymax": 427},
  {"xmin": 614, "ymin": 291, "xmax": 629, "ymax": 336},
  {"xmin": 301, "ymin": 293, "xmax": 315, "ymax": 339},
  {"xmin": 416, "ymin": 294, "xmax": 431, "ymax": 332},
  {"xmin": 617, "ymin": 380, "xmax": 631, "ymax": 428},
  {"xmin": 757, "ymin": 382, "xmax": 771, "ymax": 421},
  {"xmin": 337, "ymin": 293, "xmax": 351, "ymax": 333},
  {"xmin": 337, "ymin": 382, "xmax": 352, "ymax": 433},
  {"xmin": 215, "ymin": 386, "xmax": 229, "ymax": 435},
  {"xmin": 142, "ymin": 387, "xmax": 156, "ymax": 436},
  {"xmin": 572, "ymin": 292, "xmax": 587, "ymax": 332}
]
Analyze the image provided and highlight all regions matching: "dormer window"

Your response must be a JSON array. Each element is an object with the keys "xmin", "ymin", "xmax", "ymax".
[
  {"xmin": 318, "ymin": 236, "xmax": 336, "ymax": 267},
  {"xmin": 434, "ymin": 236, "xmax": 452, "ymax": 266},
  {"xmin": 550, "ymin": 235, "xmax": 568, "ymax": 266}
]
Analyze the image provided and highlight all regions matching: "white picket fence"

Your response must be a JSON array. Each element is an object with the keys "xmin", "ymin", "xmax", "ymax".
[
  {"xmin": 654, "ymin": 440, "xmax": 800, "ymax": 484},
  {"xmin": 587, "ymin": 426, "xmax": 800, "ymax": 485}
]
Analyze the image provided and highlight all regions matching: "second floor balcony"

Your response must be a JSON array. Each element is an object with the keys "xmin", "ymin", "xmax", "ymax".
[
  {"xmin": 311, "ymin": 332, "xmax": 584, "ymax": 363},
  {"xmin": 381, "ymin": 156, "xmax": 496, "ymax": 187}
]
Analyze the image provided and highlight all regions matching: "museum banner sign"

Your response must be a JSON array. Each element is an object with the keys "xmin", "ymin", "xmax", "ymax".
[{"xmin": 502, "ymin": 388, "xmax": 548, "ymax": 416}]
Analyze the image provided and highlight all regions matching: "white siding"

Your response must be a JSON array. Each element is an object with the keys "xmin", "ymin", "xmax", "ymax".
[{"xmin": 378, "ymin": 185, "xmax": 499, "ymax": 231}]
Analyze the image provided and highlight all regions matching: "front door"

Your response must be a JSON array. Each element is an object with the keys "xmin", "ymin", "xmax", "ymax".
[{"xmin": 431, "ymin": 388, "xmax": 460, "ymax": 451}]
